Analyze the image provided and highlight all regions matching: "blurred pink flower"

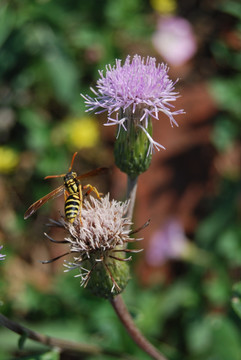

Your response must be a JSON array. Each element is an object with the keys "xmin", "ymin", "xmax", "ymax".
[
  {"xmin": 152, "ymin": 16, "xmax": 197, "ymax": 66},
  {"xmin": 146, "ymin": 218, "xmax": 187, "ymax": 266}
]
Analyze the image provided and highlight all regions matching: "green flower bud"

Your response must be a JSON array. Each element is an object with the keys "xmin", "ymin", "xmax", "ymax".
[
  {"xmin": 83, "ymin": 250, "xmax": 130, "ymax": 299},
  {"xmin": 114, "ymin": 109, "xmax": 152, "ymax": 178}
]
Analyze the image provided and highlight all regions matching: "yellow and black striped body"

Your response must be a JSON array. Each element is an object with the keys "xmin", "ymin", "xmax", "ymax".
[
  {"xmin": 65, "ymin": 193, "xmax": 81, "ymax": 223},
  {"xmin": 64, "ymin": 171, "xmax": 79, "ymax": 195},
  {"xmin": 64, "ymin": 171, "xmax": 82, "ymax": 223}
]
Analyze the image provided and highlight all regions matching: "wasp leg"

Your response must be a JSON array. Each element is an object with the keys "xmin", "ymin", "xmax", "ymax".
[
  {"xmin": 64, "ymin": 189, "xmax": 69, "ymax": 202},
  {"xmin": 64, "ymin": 189, "xmax": 69, "ymax": 222},
  {"xmin": 83, "ymin": 184, "xmax": 102, "ymax": 199},
  {"xmin": 78, "ymin": 184, "xmax": 83, "ymax": 224}
]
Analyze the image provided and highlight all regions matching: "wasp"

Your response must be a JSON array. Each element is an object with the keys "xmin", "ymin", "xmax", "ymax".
[{"xmin": 24, "ymin": 152, "xmax": 107, "ymax": 223}]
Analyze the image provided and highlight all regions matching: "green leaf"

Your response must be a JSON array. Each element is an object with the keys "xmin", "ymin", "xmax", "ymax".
[
  {"xmin": 0, "ymin": 4, "xmax": 16, "ymax": 47},
  {"xmin": 187, "ymin": 315, "xmax": 241, "ymax": 359},
  {"xmin": 219, "ymin": 0, "xmax": 241, "ymax": 20},
  {"xmin": 232, "ymin": 282, "xmax": 241, "ymax": 319},
  {"xmin": 12, "ymin": 350, "xmax": 60, "ymax": 360},
  {"xmin": 210, "ymin": 315, "xmax": 241, "ymax": 360},
  {"xmin": 217, "ymin": 225, "xmax": 241, "ymax": 265},
  {"xmin": 209, "ymin": 76, "xmax": 241, "ymax": 118},
  {"xmin": 19, "ymin": 109, "xmax": 50, "ymax": 151},
  {"xmin": 39, "ymin": 350, "xmax": 60, "ymax": 360},
  {"xmin": 186, "ymin": 318, "xmax": 212, "ymax": 354},
  {"xmin": 211, "ymin": 115, "xmax": 239, "ymax": 151},
  {"xmin": 18, "ymin": 332, "xmax": 28, "ymax": 350},
  {"xmin": 44, "ymin": 51, "xmax": 79, "ymax": 104},
  {"xmin": 203, "ymin": 274, "xmax": 230, "ymax": 305}
]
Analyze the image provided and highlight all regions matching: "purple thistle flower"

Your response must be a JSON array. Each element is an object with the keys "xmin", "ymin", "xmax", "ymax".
[
  {"xmin": 82, "ymin": 54, "xmax": 184, "ymax": 155},
  {"xmin": 0, "ymin": 245, "xmax": 6, "ymax": 261}
]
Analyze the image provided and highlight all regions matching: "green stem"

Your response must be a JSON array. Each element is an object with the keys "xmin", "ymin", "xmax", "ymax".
[
  {"xmin": 126, "ymin": 175, "xmax": 138, "ymax": 221},
  {"xmin": 110, "ymin": 175, "xmax": 168, "ymax": 359}
]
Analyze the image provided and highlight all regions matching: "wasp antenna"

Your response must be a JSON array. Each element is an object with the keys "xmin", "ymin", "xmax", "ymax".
[
  {"xmin": 44, "ymin": 174, "xmax": 65, "ymax": 179},
  {"xmin": 68, "ymin": 152, "xmax": 78, "ymax": 172}
]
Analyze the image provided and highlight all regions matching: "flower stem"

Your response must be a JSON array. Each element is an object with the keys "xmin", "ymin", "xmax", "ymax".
[
  {"xmin": 126, "ymin": 175, "xmax": 138, "ymax": 221},
  {"xmin": 110, "ymin": 174, "xmax": 168, "ymax": 359},
  {"xmin": 0, "ymin": 313, "xmax": 118, "ymax": 357},
  {"xmin": 110, "ymin": 295, "xmax": 168, "ymax": 360}
]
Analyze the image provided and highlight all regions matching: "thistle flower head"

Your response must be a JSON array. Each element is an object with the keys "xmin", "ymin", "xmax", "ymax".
[
  {"xmin": 0, "ymin": 245, "xmax": 6, "ymax": 261},
  {"xmin": 45, "ymin": 195, "xmax": 142, "ymax": 298},
  {"xmin": 82, "ymin": 54, "xmax": 184, "ymax": 156},
  {"xmin": 65, "ymin": 194, "xmax": 132, "ymax": 254}
]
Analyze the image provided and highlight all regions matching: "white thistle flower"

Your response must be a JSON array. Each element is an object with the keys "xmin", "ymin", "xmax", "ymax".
[{"xmin": 43, "ymin": 195, "xmax": 144, "ymax": 298}]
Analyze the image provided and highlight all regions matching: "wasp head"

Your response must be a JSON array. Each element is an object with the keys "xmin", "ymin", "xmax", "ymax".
[{"xmin": 64, "ymin": 171, "xmax": 77, "ymax": 182}]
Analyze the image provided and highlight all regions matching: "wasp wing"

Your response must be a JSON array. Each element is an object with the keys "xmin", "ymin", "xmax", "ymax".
[
  {"xmin": 24, "ymin": 185, "xmax": 65, "ymax": 219},
  {"xmin": 76, "ymin": 167, "xmax": 108, "ymax": 182}
]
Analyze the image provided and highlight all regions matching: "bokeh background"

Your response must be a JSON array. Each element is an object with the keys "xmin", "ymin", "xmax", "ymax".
[{"xmin": 0, "ymin": 0, "xmax": 241, "ymax": 359}]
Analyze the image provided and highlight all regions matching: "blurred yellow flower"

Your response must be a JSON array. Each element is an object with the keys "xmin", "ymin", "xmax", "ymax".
[
  {"xmin": 150, "ymin": 0, "xmax": 177, "ymax": 14},
  {"xmin": 0, "ymin": 146, "xmax": 19, "ymax": 174},
  {"xmin": 64, "ymin": 116, "xmax": 100, "ymax": 150}
]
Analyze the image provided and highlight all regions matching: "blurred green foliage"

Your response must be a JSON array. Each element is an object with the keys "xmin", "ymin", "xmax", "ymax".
[
  {"xmin": 0, "ymin": 0, "xmax": 152, "ymax": 170},
  {"xmin": 0, "ymin": 0, "xmax": 241, "ymax": 359}
]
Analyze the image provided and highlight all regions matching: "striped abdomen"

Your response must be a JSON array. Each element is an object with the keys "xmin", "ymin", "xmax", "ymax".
[{"xmin": 65, "ymin": 194, "xmax": 81, "ymax": 223}]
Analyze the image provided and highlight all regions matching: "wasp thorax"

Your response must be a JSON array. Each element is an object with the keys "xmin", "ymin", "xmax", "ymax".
[{"xmin": 64, "ymin": 171, "xmax": 79, "ymax": 194}]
